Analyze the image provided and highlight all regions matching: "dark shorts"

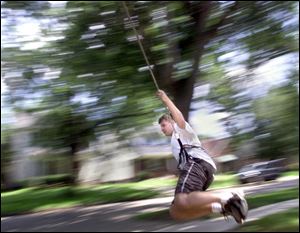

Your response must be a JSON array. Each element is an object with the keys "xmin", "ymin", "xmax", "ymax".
[{"xmin": 175, "ymin": 157, "xmax": 215, "ymax": 194}]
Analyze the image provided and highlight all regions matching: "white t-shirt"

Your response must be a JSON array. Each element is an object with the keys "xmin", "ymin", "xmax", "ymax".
[{"xmin": 171, "ymin": 122, "xmax": 217, "ymax": 171}]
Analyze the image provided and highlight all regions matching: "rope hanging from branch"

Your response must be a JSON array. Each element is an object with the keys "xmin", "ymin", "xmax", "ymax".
[{"xmin": 122, "ymin": 1, "xmax": 160, "ymax": 91}]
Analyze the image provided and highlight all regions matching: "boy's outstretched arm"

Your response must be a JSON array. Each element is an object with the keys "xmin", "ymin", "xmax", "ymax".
[{"xmin": 156, "ymin": 90, "xmax": 186, "ymax": 129}]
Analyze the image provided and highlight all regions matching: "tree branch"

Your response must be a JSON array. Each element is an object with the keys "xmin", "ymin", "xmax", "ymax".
[
  {"xmin": 204, "ymin": 1, "xmax": 240, "ymax": 41},
  {"xmin": 153, "ymin": 2, "xmax": 182, "ymax": 89}
]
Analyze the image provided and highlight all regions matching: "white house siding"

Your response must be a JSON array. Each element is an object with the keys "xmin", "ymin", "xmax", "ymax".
[{"xmin": 78, "ymin": 155, "xmax": 135, "ymax": 183}]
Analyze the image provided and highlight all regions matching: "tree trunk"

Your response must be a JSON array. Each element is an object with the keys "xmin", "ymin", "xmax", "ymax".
[
  {"xmin": 70, "ymin": 143, "xmax": 80, "ymax": 185},
  {"xmin": 172, "ymin": 75, "xmax": 197, "ymax": 121},
  {"xmin": 167, "ymin": 2, "xmax": 212, "ymax": 121},
  {"xmin": 171, "ymin": 42, "xmax": 205, "ymax": 121},
  {"xmin": 1, "ymin": 168, "xmax": 10, "ymax": 190}
]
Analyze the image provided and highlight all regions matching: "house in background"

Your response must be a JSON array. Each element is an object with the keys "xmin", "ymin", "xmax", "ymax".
[
  {"xmin": 133, "ymin": 144, "xmax": 176, "ymax": 179},
  {"xmin": 5, "ymin": 112, "xmax": 140, "ymax": 186},
  {"xmin": 132, "ymin": 136, "xmax": 240, "ymax": 177},
  {"xmin": 201, "ymin": 138, "xmax": 238, "ymax": 173},
  {"xmin": 6, "ymin": 112, "xmax": 243, "ymax": 187},
  {"xmin": 77, "ymin": 133, "xmax": 139, "ymax": 183}
]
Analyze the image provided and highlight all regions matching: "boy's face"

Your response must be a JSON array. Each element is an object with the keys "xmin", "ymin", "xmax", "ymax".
[{"xmin": 159, "ymin": 119, "xmax": 173, "ymax": 136}]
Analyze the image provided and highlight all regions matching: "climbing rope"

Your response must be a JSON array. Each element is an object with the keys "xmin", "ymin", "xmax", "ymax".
[{"xmin": 122, "ymin": 1, "xmax": 160, "ymax": 91}]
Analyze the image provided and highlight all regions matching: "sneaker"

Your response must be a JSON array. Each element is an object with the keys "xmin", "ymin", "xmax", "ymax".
[
  {"xmin": 232, "ymin": 190, "xmax": 248, "ymax": 220},
  {"xmin": 222, "ymin": 191, "xmax": 248, "ymax": 224}
]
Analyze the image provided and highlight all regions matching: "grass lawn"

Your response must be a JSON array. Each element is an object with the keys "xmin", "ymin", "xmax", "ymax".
[
  {"xmin": 137, "ymin": 170, "xmax": 299, "ymax": 191},
  {"xmin": 210, "ymin": 174, "xmax": 239, "ymax": 189},
  {"xmin": 247, "ymin": 187, "xmax": 299, "ymax": 209},
  {"xmin": 233, "ymin": 208, "xmax": 299, "ymax": 232},
  {"xmin": 1, "ymin": 185, "xmax": 159, "ymax": 216},
  {"xmin": 279, "ymin": 170, "xmax": 299, "ymax": 178}
]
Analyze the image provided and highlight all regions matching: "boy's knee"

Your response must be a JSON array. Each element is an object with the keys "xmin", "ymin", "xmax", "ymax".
[
  {"xmin": 169, "ymin": 195, "xmax": 190, "ymax": 221},
  {"xmin": 169, "ymin": 206, "xmax": 186, "ymax": 221},
  {"xmin": 173, "ymin": 194, "xmax": 189, "ymax": 210}
]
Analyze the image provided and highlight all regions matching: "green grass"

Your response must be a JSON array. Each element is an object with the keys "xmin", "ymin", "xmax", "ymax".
[
  {"xmin": 104, "ymin": 177, "xmax": 177, "ymax": 189},
  {"xmin": 209, "ymin": 170, "xmax": 299, "ymax": 189},
  {"xmin": 247, "ymin": 187, "xmax": 299, "ymax": 209},
  {"xmin": 1, "ymin": 185, "xmax": 159, "ymax": 216},
  {"xmin": 107, "ymin": 169, "xmax": 298, "ymax": 191},
  {"xmin": 127, "ymin": 173, "xmax": 239, "ymax": 190},
  {"xmin": 280, "ymin": 170, "xmax": 299, "ymax": 178},
  {"xmin": 210, "ymin": 174, "xmax": 239, "ymax": 189},
  {"xmin": 1, "ymin": 178, "xmax": 177, "ymax": 217},
  {"xmin": 233, "ymin": 208, "xmax": 299, "ymax": 232},
  {"xmin": 133, "ymin": 187, "xmax": 299, "ymax": 221}
]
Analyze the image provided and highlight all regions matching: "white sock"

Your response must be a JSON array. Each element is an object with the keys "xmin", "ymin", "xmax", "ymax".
[{"xmin": 211, "ymin": 202, "xmax": 223, "ymax": 213}]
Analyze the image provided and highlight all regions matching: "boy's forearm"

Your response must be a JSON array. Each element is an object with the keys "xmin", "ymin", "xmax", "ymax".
[
  {"xmin": 156, "ymin": 89, "xmax": 186, "ymax": 128},
  {"xmin": 161, "ymin": 96, "xmax": 186, "ymax": 129}
]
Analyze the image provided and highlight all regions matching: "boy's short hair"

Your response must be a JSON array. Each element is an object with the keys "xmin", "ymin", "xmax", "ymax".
[{"xmin": 158, "ymin": 114, "xmax": 173, "ymax": 124}]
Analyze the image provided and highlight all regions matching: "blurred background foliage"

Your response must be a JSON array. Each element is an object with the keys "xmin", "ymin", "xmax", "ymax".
[{"xmin": 1, "ymin": 1, "xmax": 299, "ymax": 185}]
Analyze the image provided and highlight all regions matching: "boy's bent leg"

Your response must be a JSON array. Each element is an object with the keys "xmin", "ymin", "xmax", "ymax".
[
  {"xmin": 169, "ymin": 192, "xmax": 221, "ymax": 220},
  {"xmin": 170, "ymin": 203, "xmax": 212, "ymax": 221},
  {"xmin": 169, "ymin": 191, "xmax": 248, "ymax": 223},
  {"xmin": 174, "ymin": 192, "xmax": 221, "ymax": 211}
]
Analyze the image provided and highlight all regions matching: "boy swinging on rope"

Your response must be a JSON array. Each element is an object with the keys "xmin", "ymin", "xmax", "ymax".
[{"xmin": 156, "ymin": 89, "xmax": 248, "ymax": 223}]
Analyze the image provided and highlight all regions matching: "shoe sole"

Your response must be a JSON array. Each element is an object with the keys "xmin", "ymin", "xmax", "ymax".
[
  {"xmin": 231, "ymin": 205, "xmax": 244, "ymax": 224},
  {"xmin": 231, "ymin": 192, "xmax": 248, "ymax": 220}
]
